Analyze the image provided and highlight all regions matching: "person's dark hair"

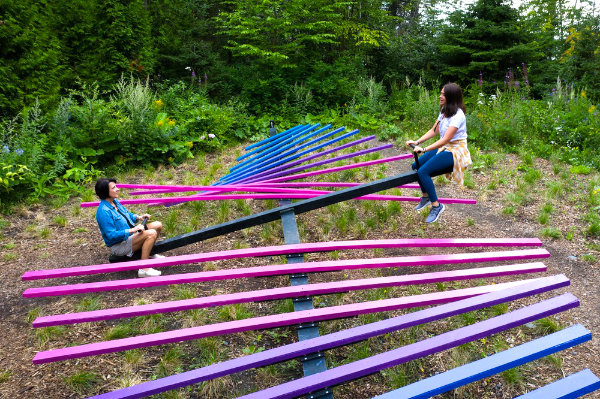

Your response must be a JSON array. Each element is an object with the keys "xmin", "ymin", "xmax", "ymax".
[
  {"xmin": 95, "ymin": 178, "xmax": 117, "ymax": 200},
  {"xmin": 441, "ymin": 82, "xmax": 466, "ymax": 118}
]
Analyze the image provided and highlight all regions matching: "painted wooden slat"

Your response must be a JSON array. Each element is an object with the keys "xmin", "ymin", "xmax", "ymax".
[
  {"xmin": 86, "ymin": 275, "xmax": 570, "ymax": 399},
  {"xmin": 33, "ymin": 263, "xmax": 546, "ymax": 327},
  {"xmin": 22, "ymin": 238, "xmax": 543, "ymax": 281},
  {"xmin": 375, "ymin": 325, "xmax": 592, "ymax": 399},
  {"xmin": 127, "ymin": 182, "xmax": 420, "ymax": 195},
  {"xmin": 80, "ymin": 192, "xmax": 476, "ymax": 207},
  {"xmin": 247, "ymin": 153, "xmax": 414, "ymax": 184},
  {"xmin": 22, "ymin": 249, "xmax": 550, "ymax": 297},
  {"xmin": 514, "ymin": 369, "xmax": 600, "ymax": 399},
  {"xmin": 244, "ymin": 124, "xmax": 304, "ymax": 151},
  {"xmin": 230, "ymin": 139, "xmax": 387, "ymax": 185},
  {"xmin": 236, "ymin": 294, "xmax": 581, "ymax": 399},
  {"xmin": 32, "ymin": 278, "xmax": 550, "ymax": 364}
]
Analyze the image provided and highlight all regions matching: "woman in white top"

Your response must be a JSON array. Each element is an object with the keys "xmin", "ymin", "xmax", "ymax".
[{"xmin": 406, "ymin": 82, "xmax": 472, "ymax": 223}]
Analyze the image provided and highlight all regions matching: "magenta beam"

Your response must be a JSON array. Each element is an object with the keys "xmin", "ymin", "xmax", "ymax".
[
  {"xmin": 249, "ymin": 153, "xmax": 414, "ymax": 184},
  {"xmin": 127, "ymin": 182, "xmax": 421, "ymax": 195},
  {"xmin": 22, "ymin": 249, "xmax": 550, "ymax": 297},
  {"xmin": 83, "ymin": 274, "xmax": 570, "ymax": 399},
  {"xmin": 32, "ymin": 263, "xmax": 546, "ymax": 327},
  {"xmin": 80, "ymin": 193, "xmax": 476, "ymax": 208},
  {"xmin": 236, "ymin": 294, "xmax": 579, "ymax": 399},
  {"xmin": 31, "ymin": 278, "xmax": 541, "ymax": 364},
  {"xmin": 22, "ymin": 238, "xmax": 543, "ymax": 281}
]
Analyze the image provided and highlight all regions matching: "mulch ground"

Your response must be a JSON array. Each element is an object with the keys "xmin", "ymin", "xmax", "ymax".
[{"xmin": 1, "ymin": 142, "xmax": 599, "ymax": 398}]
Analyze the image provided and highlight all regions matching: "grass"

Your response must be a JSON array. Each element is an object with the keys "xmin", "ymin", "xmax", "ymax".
[
  {"xmin": 64, "ymin": 371, "xmax": 100, "ymax": 394},
  {"xmin": 75, "ymin": 295, "xmax": 102, "ymax": 312},
  {"xmin": 0, "ymin": 370, "xmax": 11, "ymax": 384},
  {"xmin": 540, "ymin": 227, "xmax": 562, "ymax": 239}
]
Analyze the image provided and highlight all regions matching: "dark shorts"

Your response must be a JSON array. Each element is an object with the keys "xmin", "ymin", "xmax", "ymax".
[{"xmin": 110, "ymin": 235, "xmax": 133, "ymax": 257}]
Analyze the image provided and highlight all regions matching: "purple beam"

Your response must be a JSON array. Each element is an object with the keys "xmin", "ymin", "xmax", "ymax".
[
  {"xmin": 236, "ymin": 293, "xmax": 580, "ymax": 399},
  {"xmin": 22, "ymin": 248, "xmax": 550, "ymax": 297},
  {"xmin": 87, "ymin": 274, "xmax": 569, "ymax": 399},
  {"xmin": 32, "ymin": 278, "xmax": 547, "ymax": 364},
  {"xmin": 234, "ymin": 141, "xmax": 390, "ymax": 185},
  {"xmin": 80, "ymin": 193, "xmax": 476, "ymax": 208},
  {"xmin": 32, "ymin": 263, "xmax": 546, "ymax": 327},
  {"xmin": 22, "ymin": 238, "xmax": 543, "ymax": 281},
  {"xmin": 128, "ymin": 182, "xmax": 421, "ymax": 195},
  {"xmin": 259, "ymin": 153, "xmax": 414, "ymax": 184}
]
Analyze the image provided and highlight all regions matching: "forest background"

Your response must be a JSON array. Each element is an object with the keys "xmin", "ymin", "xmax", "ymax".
[{"xmin": 1, "ymin": 0, "xmax": 599, "ymax": 208}]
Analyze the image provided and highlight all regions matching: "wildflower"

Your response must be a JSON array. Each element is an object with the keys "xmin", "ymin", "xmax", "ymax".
[
  {"xmin": 589, "ymin": 105, "xmax": 596, "ymax": 114},
  {"xmin": 480, "ymin": 338, "xmax": 486, "ymax": 344},
  {"xmin": 15, "ymin": 148, "xmax": 24, "ymax": 156},
  {"xmin": 1, "ymin": 145, "xmax": 9, "ymax": 154},
  {"xmin": 192, "ymin": 71, "xmax": 196, "ymax": 77},
  {"xmin": 157, "ymin": 120, "xmax": 164, "ymax": 127},
  {"xmin": 204, "ymin": 73, "xmax": 208, "ymax": 82},
  {"xmin": 581, "ymin": 90, "xmax": 586, "ymax": 98},
  {"xmin": 185, "ymin": 66, "xmax": 191, "ymax": 71},
  {"xmin": 477, "ymin": 71, "xmax": 483, "ymax": 86},
  {"xmin": 168, "ymin": 157, "xmax": 174, "ymax": 163},
  {"xmin": 515, "ymin": 81, "xmax": 520, "ymax": 88},
  {"xmin": 200, "ymin": 135, "xmax": 206, "ymax": 140},
  {"xmin": 155, "ymin": 99, "xmax": 164, "ymax": 108},
  {"xmin": 208, "ymin": 133, "xmax": 216, "ymax": 139},
  {"xmin": 168, "ymin": 120, "xmax": 175, "ymax": 127},
  {"xmin": 186, "ymin": 141, "xmax": 193, "ymax": 148},
  {"xmin": 521, "ymin": 96, "xmax": 526, "ymax": 101}
]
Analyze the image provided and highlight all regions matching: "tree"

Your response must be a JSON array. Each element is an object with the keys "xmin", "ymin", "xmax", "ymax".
[{"xmin": 437, "ymin": 0, "xmax": 542, "ymax": 88}]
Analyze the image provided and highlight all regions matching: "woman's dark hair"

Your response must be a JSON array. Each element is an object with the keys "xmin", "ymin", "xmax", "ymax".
[
  {"xmin": 95, "ymin": 178, "xmax": 117, "ymax": 199},
  {"xmin": 441, "ymin": 82, "xmax": 466, "ymax": 118}
]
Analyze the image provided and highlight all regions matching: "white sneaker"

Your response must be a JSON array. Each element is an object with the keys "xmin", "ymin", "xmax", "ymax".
[
  {"xmin": 138, "ymin": 268, "xmax": 162, "ymax": 278},
  {"xmin": 150, "ymin": 254, "xmax": 166, "ymax": 259}
]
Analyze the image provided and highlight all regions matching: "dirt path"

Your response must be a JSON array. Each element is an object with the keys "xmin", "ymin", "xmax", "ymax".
[{"xmin": 1, "ymin": 144, "xmax": 599, "ymax": 398}]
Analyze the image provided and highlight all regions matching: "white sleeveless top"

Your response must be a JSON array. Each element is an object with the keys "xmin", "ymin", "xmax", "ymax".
[{"xmin": 437, "ymin": 108, "xmax": 467, "ymax": 141}]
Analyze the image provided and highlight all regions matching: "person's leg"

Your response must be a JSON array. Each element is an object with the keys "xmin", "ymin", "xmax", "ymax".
[
  {"xmin": 416, "ymin": 151, "xmax": 454, "ymax": 206},
  {"xmin": 146, "ymin": 221, "xmax": 162, "ymax": 234},
  {"xmin": 132, "ymin": 229, "xmax": 158, "ymax": 259},
  {"xmin": 412, "ymin": 150, "xmax": 438, "ymax": 197}
]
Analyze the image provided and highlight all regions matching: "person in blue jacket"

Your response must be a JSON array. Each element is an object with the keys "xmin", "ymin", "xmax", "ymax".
[{"xmin": 95, "ymin": 178, "xmax": 164, "ymax": 277}]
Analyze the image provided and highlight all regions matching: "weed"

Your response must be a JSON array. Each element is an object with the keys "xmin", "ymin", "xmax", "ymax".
[
  {"xmin": 26, "ymin": 307, "xmax": 41, "ymax": 323},
  {"xmin": 171, "ymin": 285, "xmax": 197, "ymax": 300},
  {"xmin": 36, "ymin": 326, "xmax": 66, "ymax": 346},
  {"xmin": 540, "ymin": 227, "xmax": 562, "ymax": 239},
  {"xmin": 381, "ymin": 365, "xmax": 409, "ymax": 389},
  {"xmin": 64, "ymin": 371, "xmax": 100, "ymax": 394},
  {"xmin": 218, "ymin": 303, "xmax": 254, "ymax": 321},
  {"xmin": 502, "ymin": 206, "xmax": 515, "ymax": 215},
  {"xmin": 534, "ymin": 317, "xmax": 562, "ymax": 334},
  {"xmin": 0, "ymin": 370, "xmax": 11, "ymax": 384},
  {"xmin": 73, "ymin": 227, "xmax": 88, "ymax": 233},
  {"xmin": 39, "ymin": 226, "xmax": 50, "ymax": 238},
  {"xmin": 123, "ymin": 349, "xmax": 144, "ymax": 368},
  {"xmin": 104, "ymin": 323, "xmax": 136, "ymax": 340},
  {"xmin": 570, "ymin": 165, "xmax": 591, "ymax": 174},
  {"xmin": 466, "ymin": 218, "xmax": 475, "ymax": 226},
  {"xmin": 538, "ymin": 212, "xmax": 549, "ymax": 225},
  {"xmin": 195, "ymin": 337, "xmax": 223, "ymax": 367},
  {"xmin": 544, "ymin": 354, "xmax": 563, "ymax": 371},
  {"xmin": 200, "ymin": 375, "xmax": 233, "ymax": 398},
  {"xmin": 3, "ymin": 253, "xmax": 16, "ymax": 261},
  {"xmin": 75, "ymin": 295, "xmax": 102, "ymax": 312},
  {"xmin": 217, "ymin": 201, "xmax": 230, "ymax": 223},
  {"xmin": 501, "ymin": 366, "xmax": 523, "ymax": 386},
  {"xmin": 580, "ymin": 254, "xmax": 598, "ymax": 263},
  {"xmin": 156, "ymin": 345, "xmax": 184, "ymax": 378},
  {"xmin": 52, "ymin": 215, "xmax": 67, "ymax": 226}
]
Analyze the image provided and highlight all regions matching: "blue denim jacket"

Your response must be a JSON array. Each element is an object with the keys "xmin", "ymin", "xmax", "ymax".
[{"xmin": 96, "ymin": 199, "xmax": 139, "ymax": 247}]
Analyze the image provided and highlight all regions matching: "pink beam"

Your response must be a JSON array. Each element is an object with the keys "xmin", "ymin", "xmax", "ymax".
[
  {"xmin": 127, "ymin": 182, "xmax": 421, "ymax": 195},
  {"xmin": 80, "ymin": 193, "xmax": 476, "ymax": 208},
  {"xmin": 31, "ymin": 278, "xmax": 542, "ymax": 364},
  {"xmin": 32, "ymin": 263, "xmax": 546, "ymax": 328},
  {"xmin": 22, "ymin": 248, "xmax": 550, "ymax": 297},
  {"xmin": 22, "ymin": 238, "xmax": 543, "ymax": 281}
]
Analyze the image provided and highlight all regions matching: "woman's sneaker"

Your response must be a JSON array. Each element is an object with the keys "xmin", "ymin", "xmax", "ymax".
[
  {"xmin": 414, "ymin": 197, "xmax": 431, "ymax": 211},
  {"xmin": 138, "ymin": 268, "xmax": 162, "ymax": 277},
  {"xmin": 425, "ymin": 203, "xmax": 445, "ymax": 223}
]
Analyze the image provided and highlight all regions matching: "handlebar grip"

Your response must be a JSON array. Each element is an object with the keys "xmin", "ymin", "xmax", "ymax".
[
  {"xmin": 138, "ymin": 217, "xmax": 148, "ymax": 233},
  {"xmin": 409, "ymin": 144, "xmax": 420, "ymax": 169}
]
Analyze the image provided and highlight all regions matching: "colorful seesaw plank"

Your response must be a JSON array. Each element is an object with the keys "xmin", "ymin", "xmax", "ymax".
[
  {"xmin": 514, "ymin": 369, "xmax": 600, "ymax": 399},
  {"xmin": 32, "ymin": 263, "xmax": 547, "ymax": 327},
  {"xmin": 22, "ymin": 249, "xmax": 550, "ymax": 297},
  {"xmin": 85, "ymin": 274, "xmax": 570, "ymax": 399},
  {"xmin": 374, "ymin": 325, "xmax": 593, "ymax": 399},
  {"xmin": 32, "ymin": 278, "xmax": 549, "ymax": 364},
  {"xmin": 22, "ymin": 238, "xmax": 543, "ymax": 280},
  {"xmin": 236, "ymin": 293, "xmax": 580, "ymax": 399}
]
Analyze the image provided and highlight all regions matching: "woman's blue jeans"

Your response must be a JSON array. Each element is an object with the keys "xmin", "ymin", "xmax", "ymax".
[{"xmin": 411, "ymin": 150, "xmax": 454, "ymax": 203}]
